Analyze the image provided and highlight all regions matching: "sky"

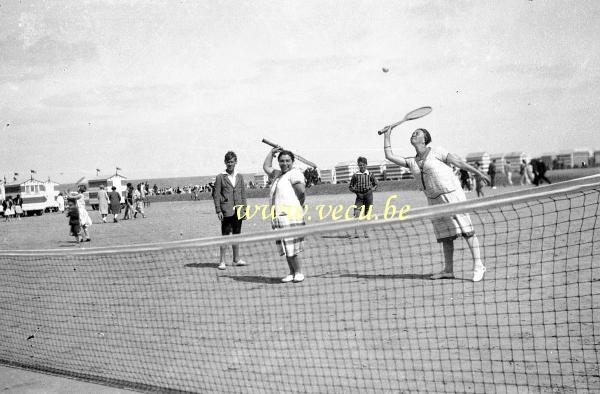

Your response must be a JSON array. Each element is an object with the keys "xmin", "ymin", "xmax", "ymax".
[{"xmin": 1, "ymin": 0, "xmax": 599, "ymax": 183}]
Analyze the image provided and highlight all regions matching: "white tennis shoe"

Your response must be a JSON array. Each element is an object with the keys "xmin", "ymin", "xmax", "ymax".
[
  {"xmin": 293, "ymin": 273, "xmax": 305, "ymax": 283},
  {"xmin": 473, "ymin": 265, "xmax": 486, "ymax": 282},
  {"xmin": 281, "ymin": 274, "xmax": 294, "ymax": 283}
]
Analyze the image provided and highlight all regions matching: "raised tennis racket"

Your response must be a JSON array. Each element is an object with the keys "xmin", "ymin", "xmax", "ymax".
[
  {"xmin": 377, "ymin": 106, "xmax": 432, "ymax": 135},
  {"xmin": 262, "ymin": 138, "xmax": 318, "ymax": 168}
]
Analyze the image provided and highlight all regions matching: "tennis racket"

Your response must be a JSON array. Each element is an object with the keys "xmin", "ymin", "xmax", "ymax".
[
  {"xmin": 377, "ymin": 106, "xmax": 432, "ymax": 135},
  {"xmin": 262, "ymin": 138, "xmax": 318, "ymax": 168}
]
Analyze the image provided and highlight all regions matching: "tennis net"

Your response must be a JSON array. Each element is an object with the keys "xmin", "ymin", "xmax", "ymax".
[{"xmin": 0, "ymin": 176, "xmax": 598, "ymax": 393}]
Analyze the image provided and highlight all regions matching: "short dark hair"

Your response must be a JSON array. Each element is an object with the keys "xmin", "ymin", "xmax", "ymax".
[
  {"xmin": 78, "ymin": 184, "xmax": 87, "ymax": 192},
  {"xmin": 416, "ymin": 128, "xmax": 432, "ymax": 145},
  {"xmin": 357, "ymin": 156, "xmax": 367, "ymax": 165},
  {"xmin": 224, "ymin": 151, "xmax": 237, "ymax": 162},
  {"xmin": 278, "ymin": 150, "xmax": 295, "ymax": 162},
  {"xmin": 127, "ymin": 182, "xmax": 132, "ymax": 187},
  {"xmin": 111, "ymin": 186, "xmax": 117, "ymax": 191}
]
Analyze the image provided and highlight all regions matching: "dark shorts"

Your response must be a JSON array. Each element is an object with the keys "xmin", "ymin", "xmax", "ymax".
[
  {"xmin": 354, "ymin": 190, "xmax": 374, "ymax": 210},
  {"xmin": 70, "ymin": 224, "xmax": 81, "ymax": 236},
  {"xmin": 221, "ymin": 215, "xmax": 243, "ymax": 235}
]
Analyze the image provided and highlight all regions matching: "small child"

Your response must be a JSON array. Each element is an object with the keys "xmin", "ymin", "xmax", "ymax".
[
  {"xmin": 3, "ymin": 198, "xmax": 14, "ymax": 222},
  {"xmin": 133, "ymin": 185, "xmax": 146, "ymax": 218},
  {"xmin": 66, "ymin": 198, "xmax": 82, "ymax": 243},
  {"xmin": 349, "ymin": 156, "xmax": 378, "ymax": 238}
]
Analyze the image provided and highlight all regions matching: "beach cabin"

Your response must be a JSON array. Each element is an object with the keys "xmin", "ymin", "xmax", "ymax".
[
  {"xmin": 504, "ymin": 152, "xmax": 531, "ymax": 173},
  {"xmin": 334, "ymin": 162, "xmax": 359, "ymax": 183},
  {"xmin": 366, "ymin": 161, "xmax": 387, "ymax": 181},
  {"xmin": 489, "ymin": 153, "xmax": 506, "ymax": 173},
  {"xmin": 573, "ymin": 148, "xmax": 592, "ymax": 168},
  {"xmin": 555, "ymin": 150, "xmax": 574, "ymax": 169},
  {"xmin": 18, "ymin": 178, "xmax": 49, "ymax": 216},
  {"xmin": 253, "ymin": 174, "xmax": 269, "ymax": 188},
  {"xmin": 319, "ymin": 169, "xmax": 336, "ymax": 184},
  {"xmin": 466, "ymin": 152, "xmax": 490, "ymax": 173},
  {"xmin": 593, "ymin": 150, "xmax": 600, "ymax": 167},
  {"xmin": 539, "ymin": 153, "xmax": 556, "ymax": 170},
  {"xmin": 383, "ymin": 161, "xmax": 413, "ymax": 180},
  {"xmin": 86, "ymin": 173, "xmax": 127, "ymax": 209}
]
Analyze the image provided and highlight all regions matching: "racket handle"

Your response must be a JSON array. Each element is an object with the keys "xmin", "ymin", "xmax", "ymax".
[
  {"xmin": 261, "ymin": 138, "xmax": 281, "ymax": 149},
  {"xmin": 377, "ymin": 120, "xmax": 404, "ymax": 135}
]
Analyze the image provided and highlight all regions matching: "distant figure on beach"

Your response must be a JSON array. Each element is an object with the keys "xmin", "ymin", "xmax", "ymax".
[
  {"xmin": 97, "ymin": 185, "xmax": 109, "ymax": 223},
  {"xmin": 108, "ymin": 186, "xmax": 121, "ymax": 223},
  {"xmin": 504, "ymin": 161, "xmax": 513, "ymax": 186},
  {"xmin": 487, "ymin": 159, "xmax": 497, "ymax": 189}
]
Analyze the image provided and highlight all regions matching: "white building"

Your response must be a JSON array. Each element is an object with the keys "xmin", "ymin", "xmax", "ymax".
[
  {"xmin": 253, "ymin": 173, "xmax": 269, "ymax": 188},
  {"xmin": 366, "ymin": 160, "xmax": 387, "ymax": 180},
  {"xmin": 383, "ymin": 161, "xmax": 413, "ymax": 180},
  {"xmin": 555, "ymin": 150, "xmax": 574, "ymax": 169},
  {"xmin": 573, "ymin": 148, "xmax": 592, "ymax": 168},
  {"xmin": 19, "ymin": 178, "xmax": 49, "ymax": 216},
  {"xmin": 489, "ymin": 153, "xmax": 506, "ymax": 173},
  {"xmin": 466, "ymin": 152, "xmax": 490, "ymax": 173},
  {"xmin": 334, "ymin": 162, "xmax": 359, "ymax": 183},
  {"xmin": 86, "ymin": 173, "xmax": 127, "ymax": 209},
  {"xmin": 319, "ymin": 169, "xmax": 336, "ymax": 184},
  {"xmin": 539, "ymin": 153, "xmax": 556, "ymax": 170}
]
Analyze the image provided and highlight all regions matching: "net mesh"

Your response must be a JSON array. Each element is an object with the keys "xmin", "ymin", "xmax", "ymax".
[{"xmin": 0, "ymin": 179, "xmax": 599, "ymax": 393}]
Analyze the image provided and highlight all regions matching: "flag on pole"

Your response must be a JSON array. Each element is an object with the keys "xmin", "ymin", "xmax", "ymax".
[
  {"xmin": 30, "ymin": 170, "xmax": 36, "ymax": 174},
  {"xmin": 116, "ymin": 167, "xmax": 122, "ymax": 171}
]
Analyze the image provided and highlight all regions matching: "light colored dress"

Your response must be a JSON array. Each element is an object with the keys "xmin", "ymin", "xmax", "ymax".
[
  {"xmin": 71, "ymin": 193, "xmax": 92, "ymax": 227},
  {"xmin": 57, "ymin": 196, "xmax": 65, "ymax": 212},
  {"xmin": 269, "ymin": 168, "xmax": 306, "ymax": 257},
  {"xmin": 97, "ymin": 189, "xmax": 109, "ymax": 215},
  {"xmin": 405, "ymin": 146, "xmax": 474, "ymax": 242}
]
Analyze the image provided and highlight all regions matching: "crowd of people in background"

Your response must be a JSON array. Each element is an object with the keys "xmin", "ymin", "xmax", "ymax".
[{"xmin": 455, "ymin": 158, "xmax": 551, "ymax": 196}]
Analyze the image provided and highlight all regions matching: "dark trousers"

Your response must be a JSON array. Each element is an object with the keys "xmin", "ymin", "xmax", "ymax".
[
  {"xmin": 534, "ymin": 172, "xmax": 551, "ymax": 186},
  {"xmin": 354, "ymin": 190, "xmax": 374, "ymax": 216}
]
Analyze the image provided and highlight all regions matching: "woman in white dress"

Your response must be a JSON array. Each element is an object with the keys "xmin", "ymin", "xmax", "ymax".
[
  {"xmin": 97, "ymin": 185, "xmax": 109, "ymax": 223},
  {"xmin": 69, "ymin": 184, "xmax": 92, "ymax": 242},
  {"xmin": 56, "ymin": 193, "xmax": 65, "ymax": 213},
  {"xmin": 263, "ymin": 148, "xmax": 306, "ymax": 283}
]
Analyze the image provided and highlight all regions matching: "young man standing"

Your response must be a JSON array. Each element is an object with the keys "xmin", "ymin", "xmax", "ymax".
[
  {"xmin": 213, "ymin": 151, "xmax": 248, "ymax": 270},
  {"xmin": 349, "ymin": 156, "xmax": 378, "ymax": 237}
]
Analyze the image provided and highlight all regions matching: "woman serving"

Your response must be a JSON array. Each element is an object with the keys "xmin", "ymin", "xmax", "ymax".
[{"xmin": 383, "ymin": 126, "xmax": 490, "ymax": 281}]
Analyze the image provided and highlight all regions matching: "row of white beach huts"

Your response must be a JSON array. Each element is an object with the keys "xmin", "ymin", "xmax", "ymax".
[
  {"xmin": 0, "ymin": 172, "xmax": 130, "ymax": 215},
  {"xmin": 250, "ymin": 148, "xmax": 600, "ymax": 186}
]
